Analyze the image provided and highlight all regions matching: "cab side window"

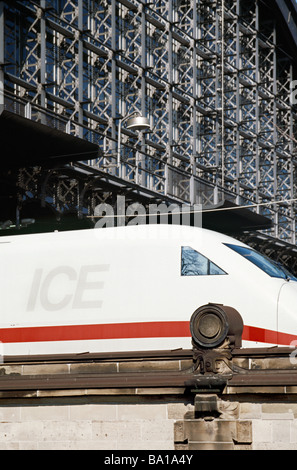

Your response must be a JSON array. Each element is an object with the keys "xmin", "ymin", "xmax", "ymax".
[{"xmin": 181, "ymin": 246, "xmax": 226, "ymax": 276}]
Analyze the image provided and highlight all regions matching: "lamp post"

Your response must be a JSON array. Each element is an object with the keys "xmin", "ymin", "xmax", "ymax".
[{"xmin": 117, "ymin": 111, "xmax": 151, "ymax": 168}]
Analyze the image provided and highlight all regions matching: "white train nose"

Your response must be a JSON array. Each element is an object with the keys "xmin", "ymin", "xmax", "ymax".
[{"xmin": 277, "ymin": 281, "xmax": 297, "ymax": 345}]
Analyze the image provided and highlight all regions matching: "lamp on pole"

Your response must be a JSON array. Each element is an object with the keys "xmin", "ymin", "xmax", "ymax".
[{"xmin": 117, "ymin": 111, "xmax": 151, "ymax": 168}]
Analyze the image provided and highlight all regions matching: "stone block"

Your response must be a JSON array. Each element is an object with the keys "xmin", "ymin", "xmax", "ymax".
[
  {"xmin": 117, "ymin": 440, "xmax": 174, "ymax": 450},
  {"xmin": 239, "ymin": 402, "xmax": 261, "ymax": 419},
  {"xmin": 38, "ymin": 440, "xmax": 117, "ymax": 450},
  {"xmin": 70, "ymin": 403, "xmax": 117, "ymax": 421},
  {"xmin": 69, "ymin": 362, "xmax": 117, "ymax": 374},
  {"xmin": 217, "ymin": 399, "xmax": 239, "ymax": 419},
  {"xmin": 42, "ymin": 420, "xmax": 92, "ymax": 442},
  {"xmin": 92, "ymin": 420, "xmax": 141, "ymax": 442},
  {"xmin": 188, "ymin": 442, "xmax": 235, "ymax": 450},
  {"xmin": 22, "ymin": 364, "xmax": 69, "ymax": 375},
  {"xmin": 136, "ymin": 387, "xmax": 184, "ymax": 395},
  {"xmin": 175, "ymin": 417, "xmax": 252, "ymax": 449},
  {"xmin": 252, "ymin": 419, "xmax": 273, "ymax": 443},
  {"xmin": 168, "ymin": 402, "xmax": 194, "ymax": 420},
  {"xmin": 0, "ymin": 421, "xmax": 43, "ymax": 442},
  {"xmin": 272, "ymin": 420, "xmax": 291, "ymax": 443},
  {"xmin": 119, "ymin": 360, "xmax": 181, "ymax": 372},
  {"xmin": 174, "ymin": 421, "xmax": 185, "ymax": 444},
  {"xmin": 0, "ymin": 406, "xmax": 21, "ymax": 422},
  {"xmin": 233, "ymin": 421, "xmax": 252, "ymax": 444},
  {"xmin": 20, "ymin": 405, "xmax": 69, "ymax": 421},
  {"xmin": 182, "ymin": 419, "xmax": 235, "ymax": 443},
  {"xmin": 118, "ymin": 404, "xmax": 167, "ymax": 421},
  {"xmin": 0, "ymin": 365, "xmax": 22, "ymax": 376},
  {"xmin": 262, "ymin": 403, "xmax": 297, "ymax": 419},
  {"xmin": 289, "ymin": 420, "xmax": 297, "ymax": 443},
  {"xmin": 0, "ymin": 441, "xmax": 21, "ymax": 450},
  {"xmin": 141, "ymin": 420, "xmax": 174, "ymax": 442},
  {"xmin": 194, "ymin": 394, "xmax": 220, "ymax": 418}
]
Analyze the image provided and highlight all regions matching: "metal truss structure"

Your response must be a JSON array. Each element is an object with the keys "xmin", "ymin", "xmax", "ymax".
[{"xmin": 1, "ymin": 0, "xmax": 297, "ymax": 268}]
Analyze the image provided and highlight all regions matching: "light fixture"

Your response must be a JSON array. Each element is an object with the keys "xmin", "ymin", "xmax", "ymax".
[
  {"xmin": 126, "ymin": 115, "xmax": 151, "ymax": 132},
  {"xmin": 117, "ymin": 112, "xmax": 151, "ymax": 168}
]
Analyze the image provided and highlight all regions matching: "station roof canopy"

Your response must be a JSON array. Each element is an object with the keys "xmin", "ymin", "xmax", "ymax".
[
  {"xmin": 276, "ymin": 0, "xmax": 297, "ymax": 51},
  {"xmin": 201, "ymin": 199, "xmax": 273, "ymax": 234},
  {"xmin": 0, "ymin": 109, "xmax": 100, "ymax": 169}
]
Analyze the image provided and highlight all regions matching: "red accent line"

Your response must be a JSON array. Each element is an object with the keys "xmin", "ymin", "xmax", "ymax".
[
  {"xmin": 242, "ymin": 325, "xmax": 297, "ymax": 346},
  {"xmin": 0, "ymin": 321, "xmax": 191, "ymax": 344},
  {"xmin": 0, "ymin": 322, "xmax": 296, "ymax": 346},
  {"xmin": 242, "ymin": 325, "xmax": 278, "ymax": 344}
]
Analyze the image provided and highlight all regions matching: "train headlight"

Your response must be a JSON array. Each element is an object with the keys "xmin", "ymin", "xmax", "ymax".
[{"xmin": 190, "ymin": 303, "xmax": 243, "ymax": 349}]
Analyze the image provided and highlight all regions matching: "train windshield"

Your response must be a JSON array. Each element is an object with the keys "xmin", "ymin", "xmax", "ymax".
[{"xmin": 225, "ymin": 244, "xmax": 297, "ymax": 281}]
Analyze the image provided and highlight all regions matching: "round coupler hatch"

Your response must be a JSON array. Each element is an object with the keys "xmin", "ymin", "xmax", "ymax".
[{"xmin": 190, "ymin": 303, "xmax": 243, "ymax": 349}]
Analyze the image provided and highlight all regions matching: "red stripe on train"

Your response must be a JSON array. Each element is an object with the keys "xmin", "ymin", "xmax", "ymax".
[
  {"xmin": 242, "ymin": 325, "xmax": 297, "ymax": 346},
  {"xmin": 0, "ymin": 321, "xmax": 191, "ymax": 343},
  {"xmin": 0, "ymin": 322, "xmax": 296, "ymax": 346}
]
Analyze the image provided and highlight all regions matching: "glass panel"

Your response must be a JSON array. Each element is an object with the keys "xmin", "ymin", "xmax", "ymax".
[
  {"xmin": 181, "ymin": 246, "xmax": 226, "ymax": 276},
  {"xmin": 225, "ymin": 244, "xmax": 297, "ymax": 281}
]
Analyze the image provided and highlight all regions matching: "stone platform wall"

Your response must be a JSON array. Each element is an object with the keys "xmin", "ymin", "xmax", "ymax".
[{"xmin": 0, "ymin": 393, "xmax": 297, "ymax": 450}]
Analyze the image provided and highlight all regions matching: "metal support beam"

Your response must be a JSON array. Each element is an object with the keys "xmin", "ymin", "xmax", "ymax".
[{"xmin": 0, "ymin": 0, "xmax": 297, "ymax": 252}]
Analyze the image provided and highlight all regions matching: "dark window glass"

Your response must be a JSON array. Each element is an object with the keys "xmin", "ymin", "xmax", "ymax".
[
  {"xmin": 225, "ymin": 244, "xmax": 297, "ymax": 281},
  {"xmin": 181, "ymin": 246, "xmax": 226, "ymax": 276}
]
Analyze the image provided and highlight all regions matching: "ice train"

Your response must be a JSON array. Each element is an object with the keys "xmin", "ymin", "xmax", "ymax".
[{"xmin": 1, "ymin": 223, "xmax": 297, "ymax": 356}]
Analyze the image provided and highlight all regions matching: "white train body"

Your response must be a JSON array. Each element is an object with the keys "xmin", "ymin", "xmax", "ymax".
[{"xmin": 0, "ymin": 224, "xmax": 297, "ymax": 356}]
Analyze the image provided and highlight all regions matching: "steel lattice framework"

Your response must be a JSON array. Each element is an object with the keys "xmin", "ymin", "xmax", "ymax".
[{"xmin": 1, "ymin": 0, "xmax": 297, "ymax": 256}]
